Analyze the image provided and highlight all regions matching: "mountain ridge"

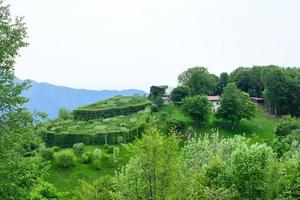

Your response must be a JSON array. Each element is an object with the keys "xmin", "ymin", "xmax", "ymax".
[{"xmin": 16, "ymin": 78, "xmax": 147, "ymax": 118}]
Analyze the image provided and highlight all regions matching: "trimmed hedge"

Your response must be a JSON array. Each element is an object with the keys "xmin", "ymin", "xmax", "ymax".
[
  {"xmin": 73, "ymin": 102, "xmax": 151, "ymax": 121},
  {"xmin": 43, "ymin": 124, "xmax": 146, "ymax": 148}
]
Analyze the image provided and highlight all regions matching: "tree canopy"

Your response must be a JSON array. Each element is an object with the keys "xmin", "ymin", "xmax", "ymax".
[
  {"xmin": 216, "ymin": 83, "xmax": 256, "ymax": 127},
  {"xmin": 178, "ymin": 67, "xmax": 217, "ymax": 96}
]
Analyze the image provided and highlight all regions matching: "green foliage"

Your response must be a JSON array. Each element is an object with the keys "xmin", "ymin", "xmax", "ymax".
[
  {"xmin": 215, "ymin": 72, "xmax": 229, "ymax": 95},
  {"xmin": 159, "ymin": 111, "xmax": 169, "ymax": 120},
  {"xmin": 166, "ymin": 118, "xmax": 187, "ymax": 132},
  {"xmin": 0, "ymin": 1, "xmax": 47, "ymax": 199},
  {"xmin": 92, "ymin": 159, "xmax": 101, "ymax": 170},
  {"xmin": 73, "ymin": 95, "xmax": 151, "ymax": 120},
  {"xmin": 30, "ymin": 180, "xmax": 59, "ymax": 200},
  {"xmin": 217, "ymin": 83, "xmax": 256, "ymax": 127},
  {"xmin": 40, "ymin": 147, "xmax": 54, "ymax": 161},
  {"xmin": 82, "ymin": 152, "xmax": 93, "ymax": 164},
  {"xmin": 110, "ymin": 146, "xmax": 120, "ymax": 166},
  {"xmin": 56, "ymin": 150, "xmax": 76, "ymax": 168},
  {"xmin": 263, "ymin": 67, "xmax": 300, "ymax": 116},
  {"xmin": 178, "ymin": 66, "xmax": 217, "ymax": 95},
  {"xmin": 275, "ymin": 115, "xmax": 300, "ymax": 137},
  {"xmin": 151, "ymin": 103, "xmax": 159, "ymax": 112},
  {"xmin": 93, "ymin": 148, "xmax": 102, "ymax": 160},
  {"xmin": 72, "ymin": 176, "xmax": 113, "ymax": 200},
  {"xmin": 178, "ymin": 133, "xmax": 299, "ymax": 199},
  {"xmin": 149, "ymin": 85, "xmax": 167, "ymax": 100},
  {"xmin": 73, "ymin": 143, "xmax": 85, "ymax": 156},
  {"xmin": 52, "ymin": 146, "xmax": 60, "ymax": 152},
  {"xmin": 170, "ymin": 85, "xmax": 190, "ymax": 105},
  {"xmin": 181, "ymin": 95, "xmax": 212, "ymax": 124},
  {"xmin": 58, "ymin": 107, "xmax": 73, "ymax": 120},
  {"xmin": 114, "ymin": 126, "xmax": 180, "ymax": 199},
  {"xmin": 41, "ymin": 109, "xmax": 150, "ymax": 147}
]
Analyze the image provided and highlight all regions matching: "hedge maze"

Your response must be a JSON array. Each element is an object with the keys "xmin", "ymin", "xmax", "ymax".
[
  {"xmin": 73, "ymin": 95, "xmax": 151, "ymax": 120},
  {"xmin": 41, "ymin": 96, "xmax": 151, "ymax": 147}
]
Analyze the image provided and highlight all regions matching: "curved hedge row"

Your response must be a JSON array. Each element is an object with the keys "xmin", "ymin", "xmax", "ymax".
[
  {"xmin": 43, "ymin": 124, "xmax": 146, "ymax": 148},
  {"xmin": 73, "ymin": 102, "xmax": 151, "ymax": 121}
]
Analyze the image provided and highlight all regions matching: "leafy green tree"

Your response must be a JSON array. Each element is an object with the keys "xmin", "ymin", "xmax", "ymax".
[
  {"xmin": 30, "ymin": 180, "xmax": 59, "ymax": 200},
  {"xmin": 178, "ymin": 67, "xmax": 217, "ymax": 95},
  {"xmin": 215, "ymin": 72, "xmax": 228, "ymax": 95},
  {"xmin": 58, "ymin": 107, "xmax": 72, "ymax": 120},
  {"xmin": 275, "ymin": 115, "xmax": 300, "ymax": 137},
  {"xmin": 170, "ymin": 85, "xmax": 190, "ymax": 105},
  {"xmin": 264, "ymin": 67, "xmax": 300, "ymax": 116},
  {"xmin": 216, "ymin": 83, "xmax": 255, "ymax": 127},
  {"xmin": 181, "ymin": 95, "xmax": 212, "ymax": 124},
  {"xmin": 0, "ymin": 1, "xmax": 46, "ymax": 199},
  {"xmin": 113, "ymin": 126, "xmax": 180, "ymax": 200},
  {"xmin": 73, "ymin": 176, "xmax": 114, "ymax": 200}
]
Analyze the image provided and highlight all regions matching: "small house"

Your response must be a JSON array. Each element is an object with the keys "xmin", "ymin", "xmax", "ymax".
[{"xmin": 208, "ymin": 96, "xmax": 220, "ymax": 112}]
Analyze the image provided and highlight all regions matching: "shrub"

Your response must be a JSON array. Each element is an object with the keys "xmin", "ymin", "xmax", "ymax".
[
  {"xmin": 275, "ymin": 115, "xmax": 300, "ymax": 137},
  {"xmin": 52, "ymin": 146, "xmax": 60, "ymax": 152},
  {"xmin": 56, "ymin": 150, "xmax": 76, "ymax": 168},
  {"xmin": 151, "ymin": 104, "xmax": 159, "ymax": 112},
  {"xmin": 40, "ymin": 148, "xmax": 54, "ymax": 161},
  {"xmin": 58, "ymin": 107, "xmax": 73, "ymax": 120},
  {"xmin": 106, "ymin": 146, "xmax": 114, "ymax": 154},
  {"xmin": 167, "ymin": 118, "xmax": 187, "ymax": 132},
  {"xmin": 117, "ymin": 136, "xmax": 124, "ymax": 144},
  {"xmin": 181, "ymin": 95, "xmax": 212, "ymax": 124},
  {"xmin": 23, "ymin": 151, "xmax": 35, "ymax": 157},
  {"xmin": 160, "ymin": 112, "xmax": 169, "ymax": 120},
  {"xmin": 92, "ymin": 159, "xmax": 101, "ymax": 170},
  {"xmin": 111, "ymin": 147, "xmax": 120, "ymax": 166},
  {"xmin": 73, "ymin": 143, "xmax": 85, "ymax": 156},
  {"xmin": 93, "ymin": 148, "xmax": 102, "ymax": 160},
  {"xmin": 30, "ymin": 181, "xmax": 59, "ymax": 200},
  {"xmin": 170, "ymin": 86, "xmax": 191, "ymax": 106},
  {"xmin": 82, "ymin": 152, "xmax": 93, "ymax": 164}
]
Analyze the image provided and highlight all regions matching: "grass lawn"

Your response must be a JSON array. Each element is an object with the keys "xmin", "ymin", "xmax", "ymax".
[
  {"xmin": 46, "ymin": 144, "xmax": 132, "ymax": 199},
  {"xmin": 156, "ymin": 104, "xmax": 280, "ymax": 143},
  {"xmin": 201, "ymin": 106, "xmax": 280, "ymax": 143}
]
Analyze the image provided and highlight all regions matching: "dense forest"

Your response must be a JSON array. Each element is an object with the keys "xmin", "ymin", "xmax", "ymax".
[{"xmin": 0, "ymin": 1, "xmax": 299, "ymax": 200}]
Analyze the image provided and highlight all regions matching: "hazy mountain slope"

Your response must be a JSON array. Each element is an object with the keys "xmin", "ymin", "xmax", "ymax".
[{"xmin": 16, "ymin": 78, "xmax": 146, "ymax": 118}]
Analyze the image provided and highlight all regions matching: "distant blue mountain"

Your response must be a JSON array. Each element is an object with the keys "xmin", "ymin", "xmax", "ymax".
[{"xmin": 16, "ymin": 78, "xmax": 147, "ymax": 119}]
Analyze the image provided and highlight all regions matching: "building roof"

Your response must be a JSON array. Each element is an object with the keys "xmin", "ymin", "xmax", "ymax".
[{"xmin": 207, "ymin": 96, "xmax": 220, "ymax": 101}]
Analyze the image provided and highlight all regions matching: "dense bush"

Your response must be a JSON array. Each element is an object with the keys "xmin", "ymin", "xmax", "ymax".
[
  {"xmin": 93, "ymin": 148, "xmax": 102, "ymax": 160},
  {"xmin": 52, "ymin": 146, "xmax": 60, "ymax": 152},
  {"xmin": 40, "ymin": 148, "xmax": 54, "ymax": 161},
  {"xmin": 30, "ymin": 181, "xmax": 59, "ymax": 200},
  {"xmin": 170, "ymin": 86, "xmax": 191, "ymax": 106},
  {"xmin": 58, "ymin": 107, "xmax": 73, "ymax": 120},
  {"xmin": 160, "ymin": 112, "xmax": 169, "ymax": 120},
  {"xmin": 166, "ymin": 118, "xmax": 187, "ymax": 132},
  {"xmin": 73, "ymin": 143, "xmax": 85, "ymax": 156},
  {"xmin": 92, "ymin": 159, "xmax": 101, "ymax": 170},
  {"xmin": 56, "ymin": 150, "xmax": 76, "ymax": 168},
  {"xmin": 82, "ymin": 152, "xmax": 93, "ymax": 164},
  {"xmin": 151, "ymin": 104, "xmax": 159, "ymax": 112},
  {"xmin": 43, "ymin": 125, "xmax": 145, "ymax": 148},
  {"xmin": 181, "ymin": 95, "xmax": 212, "ymax": 124},
  {"xmin": 275, "ymin": 115, "xmax": 300, "ymax": 137}
]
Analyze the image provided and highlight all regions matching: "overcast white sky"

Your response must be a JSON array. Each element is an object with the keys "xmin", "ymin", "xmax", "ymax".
[{"xmin": 6, "ymin": 0, "xmax": 300, "ymax": 92}]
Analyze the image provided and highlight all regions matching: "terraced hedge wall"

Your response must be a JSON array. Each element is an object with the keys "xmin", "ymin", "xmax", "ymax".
[
  {"xmin": 73, "ymin": 102, "xmax": 151, "ymax": 121},
  {"xmin": 43, "ymin": 124, "xmax": 146, "ymax": 148}
]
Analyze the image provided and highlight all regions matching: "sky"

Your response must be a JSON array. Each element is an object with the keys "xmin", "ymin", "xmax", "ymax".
[{"xmin": 6, "ymin": 0, "xmax": 300, "ymax": 92}]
